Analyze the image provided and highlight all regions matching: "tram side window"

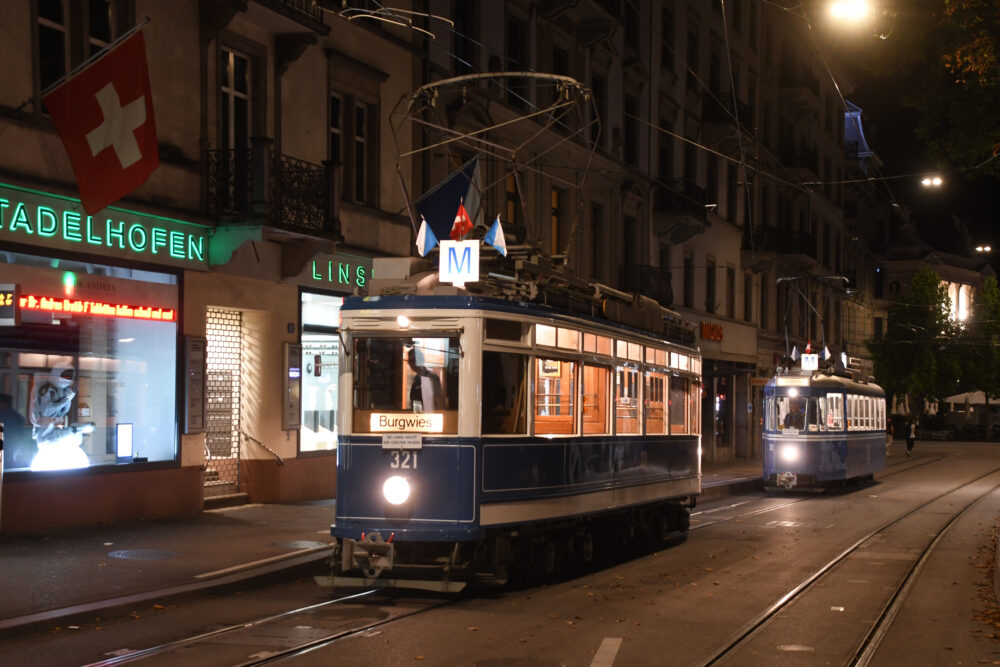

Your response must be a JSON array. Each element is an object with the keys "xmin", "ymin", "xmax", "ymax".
[
  {"xmin": 765, "ymin": 396, "xmax": 774, "ymax": 431},
  {"xmin": 778, "ymin": 395, "xmax": 807, "ymax": 431},
  {"xmin": 846, "ymin": 395, "xmax": 855, "ymax": 430},
  {"xmin": 690, "ymin": 380, "xmax": 701, "ymax": 434},
  {"xmin": 582, "ymin": 364, "xmax": 611, "ymax": 435},
  {"xmin": 482, "ymin": 351, "xmax": 528, "ymax": 434},
  {"xmin": 807, "ymin": 396, "xmax": 826, "ymax": 432},
  {"xmin": 645, "ymin": 370, "xmax": 669, "ymax": 435},
  {"xmin": 669, "ymin": 375, "xmax": 688, "ymax": 434},
  {"xmin": 534, "ymin": 358, "xmax": 576, "ymax": 435},
  {"xmin": 864, "ymin": 397, "xmax": 871, "ymax": 430},
  {"xmin": 616, "ymin": 366, "xmax": 641, "ymax": 434},
  {"xmin": 879, "ymin": 397, "xmax": 885, "ymax": 430},
  {"xmin": 826, "ymin": 394, "xmax": 843, "ymax": 430}
]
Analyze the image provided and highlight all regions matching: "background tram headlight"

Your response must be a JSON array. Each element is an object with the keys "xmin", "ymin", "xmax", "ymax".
[
  {"xmin": 383, "ymin": 475, "xmax": 411, "ymax": 505},
  {"xmin": 779, "ymin": 444, "xmax": 800, "ymax": 463}
]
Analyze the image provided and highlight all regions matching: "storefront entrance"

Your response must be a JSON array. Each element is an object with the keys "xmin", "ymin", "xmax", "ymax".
[{"xmin": 205, "ymin": 307, "xmax": 242, "ymax": 495}]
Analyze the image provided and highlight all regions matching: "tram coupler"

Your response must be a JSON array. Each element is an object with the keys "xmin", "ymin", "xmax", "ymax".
[
  {"xmin": 340, "ymin": 532, "xmax": 394, "ymax": 578},
  {"xmin": 776, "ymin": 472, "xmax": 798, "ymax": 488}
]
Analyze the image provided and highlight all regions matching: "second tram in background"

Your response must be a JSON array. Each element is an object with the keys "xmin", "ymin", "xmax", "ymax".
[
  {"xmin": 763, "ymin": 353, "xmax": 886, "ymax": 489},
  {"xmin": 320, "ymin": 258, "xmax": 703, "ymax": 591}
]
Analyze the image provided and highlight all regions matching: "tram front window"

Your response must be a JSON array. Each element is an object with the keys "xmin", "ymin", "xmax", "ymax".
[
  {"xmin": 778, "ymin": 395, "xmax": 807, "ymax": 431},
  {"xmin": 352, "ymin": 336, "xmax": 460, "ymax": 434}
]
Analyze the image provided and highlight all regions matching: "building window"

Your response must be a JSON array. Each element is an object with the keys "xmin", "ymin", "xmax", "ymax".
[
  {"xmin": 301, "ymin": 293, "xmax": 344, "ymax": 453},
  {"xmin": 661, "ymin": 8, "xmax": 675, "ymax": 70},
  {"xmin": 684, "ymin": 253, "xmax": 694, "ymax": 308},
  {"xmin": 354, "ymin": 102, "xmax": 368, "ymax": 202},
  {"xmin": 591, "ymin": 72, "xmax": 606, "ymax": 146},
  {"xmin": 551, "ymin": 187, "xmax": 564, "ymax": 254},
  {"xmin": 220, "ymin": 48, "xmax": 252, "ymax": 152},
  {"xmin": 658, "ymin": 118, "xmax": 673, "ymax": 180},
  {"xmin": 706, "ymin": 258, "xmax": 717, "ymax": 314},
  {"xmin": 707, "ymin": 155, "xmax": 719, "ymax": 204},
  {"xmin": 624, "ymin": 93, "xmax": 638, "ymax": 165},
  {"xmin": 590, "ymin": 202, "xmax": 603, "ymax": 280},
  {"xmin": 329, "ymin": 93, "xmax": 343, "ymax": 167},
  {"xmin": 506, "ymin": 172, "xmax": 523, "ymax": 230},
  {"xmin": 726, "ymin": 266, "xmax": 735, "ymax": 318},
  {"xmin": 727, "ymin": 164, "xmax": 738, "ymax": 223},
  {"xmin": 0, "ymin": 250, "xmax": 178, "ymax": 472},
  {"xmin": 744, "ymin": 272, "xmax": 753, "ymax": 322},
  {"xmin": 760, "ymin": 275, "xmax": 769, "ymax": 329},
  {"xmin": 36, "ymin": 0, "xmax": 125, "ymax": 102},
  {"xmin": 454, "ymin": 0, "xmax": 476, "ymax": 74},
  {"xmin": 506, "ymin": 16, "xmax": 528, "ymax": 110},
  {"xmin": 686, "ymin": 30, "xmax": 700, "ymax": 92}
]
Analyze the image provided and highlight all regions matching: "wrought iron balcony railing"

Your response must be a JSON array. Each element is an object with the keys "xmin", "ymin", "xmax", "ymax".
[
  {"xmin": 620, "ymin": 264, "xmax": 674, "ymax": 308},
  {"xmin": 653, "ymin": 178, "xmax": 707, "ymax": 220},
  {"xmin": 206, "ymin": 140, "xmax": 339, "ymax": 237}
]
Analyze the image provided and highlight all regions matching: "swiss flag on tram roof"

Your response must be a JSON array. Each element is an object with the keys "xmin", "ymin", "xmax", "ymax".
[
  {"xmin": 43, "ymin": 28, "xmax": 159, "ymax": 214},
  {"xmin": 450, "ymin": 199, "xmax": 473, "ymax": 241}
]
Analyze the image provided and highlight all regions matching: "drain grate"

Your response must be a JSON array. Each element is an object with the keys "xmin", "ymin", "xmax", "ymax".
[{"xmin": 108, "ymin": 549, "xmax": 180, "ymax": 560}]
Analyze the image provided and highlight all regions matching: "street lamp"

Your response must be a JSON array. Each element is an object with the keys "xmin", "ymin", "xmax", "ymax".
[
  {"xmin": 920, "ymin": 175, "xmax": 943, "ymax": 187},
  {"xmin": 976, "ymin": 245, "xmax": 992, "ymax": 253},
  {"xmin": 830, "ymin": 1, "xmax": 871, "ymax": 22}
]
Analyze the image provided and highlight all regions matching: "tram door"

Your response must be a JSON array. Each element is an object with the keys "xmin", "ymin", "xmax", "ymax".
[{"xmin": 750, "ymin": 379, "xmax": 768, "ymax": 459}]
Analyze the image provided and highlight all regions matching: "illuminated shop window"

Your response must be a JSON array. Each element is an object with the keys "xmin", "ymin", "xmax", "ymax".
[{"xmin": 0, "ymin": 251, "xmax": 177, "ymax": 472}]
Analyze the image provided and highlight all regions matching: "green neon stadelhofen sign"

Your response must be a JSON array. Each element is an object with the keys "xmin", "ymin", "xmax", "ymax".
[{"xmin": 0, "ymin": 182, "xmax": 208, "ymax": 270}]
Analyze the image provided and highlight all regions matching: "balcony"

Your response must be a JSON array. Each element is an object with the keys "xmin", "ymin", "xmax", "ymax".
[
  {"xmin": 206, "ymin": 139, "xmax": 340, "ymax": 238},
  {"xmin": 652, "ymin": 178, "xmax": 710, "ymax": 243},
  {"xmin": 777, "ymin": 142, "xmax": 818, "ymax": 177},
  {"xmin": 778, "ymin": 66, "xmax": 820, "ymax": 116},
  {"xmin": 743, "ymin": 225, "xmax": 819, "ymax": 265},
  {"xmin": 620, "ymin": 265, "xmax": 674, "ymax": 308},
  {"xmin": 253, "ymin": 0, "xmax": 328, "ymax": 33},
  {"xmin": 702, "ymin": 93, "xmax": 754, "ymax": 152}
]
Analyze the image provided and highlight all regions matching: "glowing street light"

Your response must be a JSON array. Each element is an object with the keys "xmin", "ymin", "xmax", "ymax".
[
  {"xmin": 830, "ymin": 0, "xmax": 871, "ymax": 22},
  {"xmin": 921, "ymin": 175, "xmax": 943, "ymax": 187},
  {"xmin": 976, "ymin": 245, "xmax": 992, "ymax": 253}
]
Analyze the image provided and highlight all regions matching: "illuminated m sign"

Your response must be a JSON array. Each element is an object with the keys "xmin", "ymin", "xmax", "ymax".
[{"xmin": 439, "ymin": 240, "xmax": 479, "ymax": 287}]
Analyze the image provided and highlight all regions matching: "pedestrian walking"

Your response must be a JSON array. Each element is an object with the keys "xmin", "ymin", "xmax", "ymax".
[{"xmin": 906, "ymin": 421, "xmax": 916, "ymax": 457}]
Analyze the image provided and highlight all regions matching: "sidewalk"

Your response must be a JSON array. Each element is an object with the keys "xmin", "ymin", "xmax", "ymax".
[{"xmin": 0, "ymin": 460, "xmax": 761, "ymax": 634}]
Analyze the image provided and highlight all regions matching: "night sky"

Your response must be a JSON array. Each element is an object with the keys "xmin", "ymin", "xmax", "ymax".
[{"xmin": 815, "ymin": 6, "xmax": 1000, "ymax": 266}]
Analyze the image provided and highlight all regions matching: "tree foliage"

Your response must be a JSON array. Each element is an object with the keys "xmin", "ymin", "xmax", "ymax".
[
  {"xmin": 859, "ymin": 0, "xmax": 1000, "ymax": 176},
  {"xmin": 869, "ymin": 268, "xmax": 960, "ymax": 412},
  {"xmin": 958, "ymin": 276, "xmax": 1000, "ymax": 399}
]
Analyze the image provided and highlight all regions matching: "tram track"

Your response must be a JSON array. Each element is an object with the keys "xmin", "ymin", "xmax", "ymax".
[
  {"xmin": 693, "ymin": 464, "xmax": 1000, "ymax": 666},
  {"xmin": 81, "ymin": 588, "xmax": 457, "ymax": 667}
]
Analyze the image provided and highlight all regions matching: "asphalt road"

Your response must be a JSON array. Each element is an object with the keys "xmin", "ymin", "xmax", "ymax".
[{"xmin": 4, "ymin": 443, "xmax": 1000, "ymax": 667}]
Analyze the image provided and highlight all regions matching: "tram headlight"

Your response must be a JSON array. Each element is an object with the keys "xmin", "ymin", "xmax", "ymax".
[
  {"xmin": 383, "ymin": 475, "xmax": 411, "ymax": 505},
  {"xmin": 779, "ymin": 444, "xmax": 800, "ymax": 463}
]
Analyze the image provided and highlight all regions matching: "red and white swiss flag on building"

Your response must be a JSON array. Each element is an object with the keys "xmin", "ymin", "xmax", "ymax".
[
  {"xmin": 43, "ymin": 29, "xmax": 158, "ymax": 214},
  {"xmin": 450, "ymin": 199, "xmax": 473, "ymax": 240}
]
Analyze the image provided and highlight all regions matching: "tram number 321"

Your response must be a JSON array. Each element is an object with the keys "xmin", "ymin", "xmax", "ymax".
[{"xmin": 389, "ymin": 451, "xmax": 419, "ymax": 469}]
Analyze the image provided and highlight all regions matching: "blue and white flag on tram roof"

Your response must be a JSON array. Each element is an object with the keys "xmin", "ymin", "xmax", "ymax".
[
  {"xmin": 414, "ymin": 155, "xmax": 481, "ymax": 243},
  {"xmin": 415, "ymin": 215, "xmax": 439, "ymax": 256},
  {"xmin": 483, "ymin": 215, "xmax": 507, "ymax": 257}
]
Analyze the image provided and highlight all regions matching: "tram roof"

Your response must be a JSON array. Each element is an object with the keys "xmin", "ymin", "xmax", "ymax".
[
  {"xmin": 342, "ymin": 293, "xmax": 697, "ymax": 348},
  {"xmin": 766, "ymin": 370, "xmax": 884, "ymax": 395}
]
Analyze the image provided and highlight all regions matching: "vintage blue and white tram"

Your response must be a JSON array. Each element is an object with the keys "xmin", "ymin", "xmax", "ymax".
[
  {"xmin": 763, "ymin": 365, "xmax": 886, "ymax": 489},
  {"xmin": 323, "ymin": 291, "xmax": 703, "ymax": 591}
]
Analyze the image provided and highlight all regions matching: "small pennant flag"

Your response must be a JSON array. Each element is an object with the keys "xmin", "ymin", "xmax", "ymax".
[
  {"xmin": 450, "ymin": 198, "xmax": 473, "ymax": 240},
  {"xmin": 483, "ymin": 215, "xmax": 507, "ymax": 256},
  {"xmin": 416, "ymin": 215, "xmax": 438, "ymax": 256}
]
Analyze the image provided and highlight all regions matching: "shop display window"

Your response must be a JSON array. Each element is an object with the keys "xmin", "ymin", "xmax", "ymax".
[
  {"xmin": 300, "ymin": 293, "xmax": 343, "ymax": 452},
  {"xmin": 0, "ymin": 251, "xmax": 178, "ymax": 471}
]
